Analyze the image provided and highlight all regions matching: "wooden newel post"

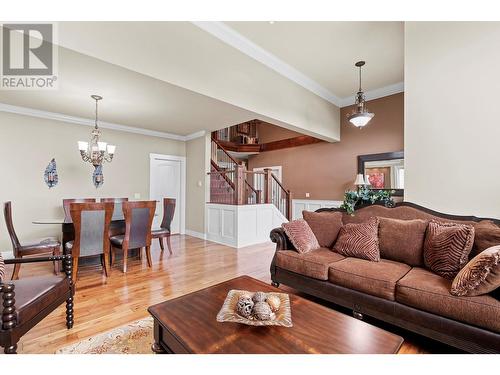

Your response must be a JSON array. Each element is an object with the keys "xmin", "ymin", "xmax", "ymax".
[
  {"xmin": 234, "ymin": 163, "xmax": 246, "ymax": 205},
  {"xmin": 286, "ymin": 190, "xmax": 293, "ymax": 220},
  {"xmin": 264, "ymin": 168, "xmax": 272, "ymax": 204}
]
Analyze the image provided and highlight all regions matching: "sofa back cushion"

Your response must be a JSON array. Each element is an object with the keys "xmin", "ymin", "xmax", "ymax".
[
  {"xmin": 424, "ymin": 220, "xmax": 475, "ymax": 279},
  {"xmin": 333, "ymin": 217, "xmax": 380, "ymax": 261},
  {"xmin": 302, "ymin": 211, "xmax": 343, "ymax": 248},
  {"xmin": 378, "ymin": 217, "xmax": 428, "ymax": 266},
  {"xmin": 472, "ymin": 220, "xmax": 500, "ymax": 258},
  {"xmin": 451, "ymin": 245, "xmax": 500, "ymax": 296},
  {"xmin": 282, "ymin": 219, "xmax": 320, "ymax": 254}
]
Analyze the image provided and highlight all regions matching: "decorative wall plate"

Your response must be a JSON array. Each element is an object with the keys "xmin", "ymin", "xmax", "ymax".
[
  {"xmin": 44, "ymin": 158, "xmax": 58, "ymax": 188},
  {"xmin": 216, "ymin": 289, "xmax": 292, "ymax": 327}
]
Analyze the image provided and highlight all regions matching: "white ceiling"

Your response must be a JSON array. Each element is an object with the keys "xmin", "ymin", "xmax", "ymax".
[
  {"xmin": 224, "ymin": 21, "xmax": 404, "ymax": 101},
  {"xmin": 0, "ymin": 43, "xmax": 257, "ymax": 137},
  {"xmin": 0, "ymin": 22, "xmax": 404, "ymax": 138}
]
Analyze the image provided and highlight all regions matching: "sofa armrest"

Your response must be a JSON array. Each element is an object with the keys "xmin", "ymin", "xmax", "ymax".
[{"xmin": 270, "ymin": 227, "xmax": 296, "ymax": 251}]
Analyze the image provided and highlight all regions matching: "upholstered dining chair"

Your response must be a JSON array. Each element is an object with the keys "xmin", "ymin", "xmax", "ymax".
[
  {"xmin": 110, "ymin": 201, "xmax": 156, "ymax": 273},
  {"xmin": 100, "ymin": 198, "xmax": 128, "ymax": 219},
  {"xmin": 3, "ymin": 201, "xmax": 61, "ymax": 280},
  {"xmin": 63, "ymin": 198, "xmax": 96, "ymax": 222},
  {"xmin": 66, "ymin": 202, "xmax": 114, "ymax": 281},
  {"xmin": 151, "ymin": 198, "xmax": 176, "ymax": 255}
]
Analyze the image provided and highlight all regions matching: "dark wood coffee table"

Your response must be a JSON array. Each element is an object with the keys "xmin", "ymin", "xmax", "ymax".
[{"xmin": 148, "ymin": 275, "xmax": 403, "ymax": 354}]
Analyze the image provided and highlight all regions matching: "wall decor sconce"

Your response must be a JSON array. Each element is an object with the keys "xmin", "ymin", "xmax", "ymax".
[
  {"xmin": 44, "ymin": 158, "xmax": 58, "ymax": 188},
  {"xmin": 92, "ymin": 164, "xmax": 104, "ymax": 188}
]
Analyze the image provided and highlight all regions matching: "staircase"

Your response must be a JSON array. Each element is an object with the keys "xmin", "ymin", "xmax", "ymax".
[{"xmin": 209, "ymin": 137, "xmax": 292, "ymax": 220}]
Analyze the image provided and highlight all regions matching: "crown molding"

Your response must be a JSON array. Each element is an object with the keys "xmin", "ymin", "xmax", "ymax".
[
  {"xmin": 193, "ymin": 22, "xmax": 404, "ymax": 108},
  {"xmin": 0, "ymin": 102, "xmax": 206, "ymax": 141},
  {"xmin": 338, "ymin": 82, "xmax": 404, "ymax": 108},
  {"xmin": 184, "ymin": 130, "xmax": 206, "ymax": 141},
  {"xmin": 192, "ymin": 21, "xmax": 343, "ymax": 106}
]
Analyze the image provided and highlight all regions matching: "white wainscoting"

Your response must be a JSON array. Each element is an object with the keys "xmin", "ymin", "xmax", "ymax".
[
  {"xmin": 292, "ymin": 199, "xmax": 343, "ymax": 220},
  {"xmin": 206, "ymin": 203, "xmax": 287, "ymax": 248}
]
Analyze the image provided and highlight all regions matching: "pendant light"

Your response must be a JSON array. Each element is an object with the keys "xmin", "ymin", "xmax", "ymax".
[{"xmin": 347, "ymin": 61, "xmax": 374, "ymax": 128}]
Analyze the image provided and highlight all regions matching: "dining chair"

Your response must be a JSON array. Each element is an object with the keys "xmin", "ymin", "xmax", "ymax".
[
  {"xmin": 3, "ymin": 201, "xmax": 61, "ymax": 280},
  {"xmin": 151, "ymin": 198, "xmax": 176, "ymax": 255},
  {"xmin": 66, "ymin": 202, "xmax": 114, "ymax": 281},
  {"xmin": 63, "ymin": 198, "xmax": 96, "ymax": 222},
  {"xmin": 0, "ymin": 253, "xmax": 74, "ymax": 354},
  {"xmin": 100, "ymin": 198, "xmax": 128, "ymax": 220},
  {"xmin": 110, "ymin": 201, "xmax": 156, "ymax": 273},
  {"xmin": 100, "ymin": 198, "xmax": 129, "ymax": 202}
]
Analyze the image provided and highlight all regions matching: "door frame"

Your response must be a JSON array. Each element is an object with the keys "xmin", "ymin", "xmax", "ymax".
[{"xmin": 149, "ymin": 153, "xmax": 186, "ymax": 235}]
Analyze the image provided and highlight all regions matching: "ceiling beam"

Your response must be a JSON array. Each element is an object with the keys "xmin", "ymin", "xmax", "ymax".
[{"xmin": 260, "ymin": 135, "xmax": 323, "ymax": 152}]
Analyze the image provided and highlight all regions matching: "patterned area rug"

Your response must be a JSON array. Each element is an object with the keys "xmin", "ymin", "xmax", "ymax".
[{"xmin": 56, "ymin": 317, "xmax": 154, "ymax": 354}]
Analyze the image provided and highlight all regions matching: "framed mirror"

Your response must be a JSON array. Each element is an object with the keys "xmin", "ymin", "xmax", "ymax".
[{"xmin": 357, "ymin": 151, "xmax": 404, "ymax": 196}]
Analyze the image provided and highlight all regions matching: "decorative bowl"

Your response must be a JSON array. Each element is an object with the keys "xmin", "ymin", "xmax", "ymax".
[{"xmin": 216, "ymin": 289, "xmax": 292, "ymax": 327}]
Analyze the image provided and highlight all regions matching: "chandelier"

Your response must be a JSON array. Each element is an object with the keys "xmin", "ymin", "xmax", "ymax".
[
  {"xmin": 78, "ymin": 95, "xmax": 116, "ymax": 167},
  {"xmin": 347, "ymin": 61, "xmax": 374, "ymax": 128}
]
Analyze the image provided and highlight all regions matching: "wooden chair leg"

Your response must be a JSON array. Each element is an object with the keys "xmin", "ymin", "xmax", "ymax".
[
  {"xmin": 53, "ymin": 247, "xmax": 61, "ymax": 275},
  {"xmin": 72, "ymin": 256, "xmax": 79, "ymax": 283},
  {"xmin": 11, "ymin": 260, "xmax": 21, "ymax": 280},
  {"xmin": 123, "ymin": 247, "xmax": 128, "ymax": 273},
  {"xmin": 66, "ymin": 296, "xmax": 74, "ymax": 329},
  {"xmin": 159, "ymin": 237, "xmax": 164, "ymax": 251},
  {"xmin": 103, "ymin": 251, "xmax": 110, "ymax": 277},
  {"xmin": 166, "ymin": 236, "xmax": 173, "ymax": 255},
  {"xmin": 145, "ymin": 245, "xmax": 152, "ymax": 268}
]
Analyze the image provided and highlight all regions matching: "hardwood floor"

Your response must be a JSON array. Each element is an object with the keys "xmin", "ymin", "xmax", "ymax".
[{"xmin": 3, "ymin": 235, "xmax": 457, "ymax": 354}]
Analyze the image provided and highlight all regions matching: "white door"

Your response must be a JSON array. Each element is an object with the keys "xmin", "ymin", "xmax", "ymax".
[{"xmin": 150, "ymin": 155, "xmax": 185, "ymax": 234}]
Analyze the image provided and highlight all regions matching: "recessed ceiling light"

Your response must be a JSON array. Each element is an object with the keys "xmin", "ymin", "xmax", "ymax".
[{"xmin": 269, "ymin": 21, "xmax": 275, "ymax": 24}]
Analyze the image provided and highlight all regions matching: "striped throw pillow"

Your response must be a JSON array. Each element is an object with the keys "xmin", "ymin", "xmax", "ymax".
[
  {"xmin": 424, "ymin": 220, "xmax": 474, "ymax": 279},
  {"xmin": 333, "ymin": 217, "xmax": 380, "ymax": 261},
  {"xmin": 0, "ymin": 253, "xmax": 5, "ymax": 282},
  {"xmin": 282, "ymin": 219, "xmax": 320, "ymax": 254},
  {"xmin": 451, "ymin": 245, "xmax": 500, "ymax": 296}
]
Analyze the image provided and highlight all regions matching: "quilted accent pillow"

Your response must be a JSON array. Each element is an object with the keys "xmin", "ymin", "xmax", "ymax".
[
  {"xmin": 424, "ymin": 220, "xmax": 475, "ymax": 279},
  {"xmin": 450, "ymin": 245, "xmax": 500, "ymax": 296},
  {"xmin": 0, "ymin": 253, "xmax": 5, "ymax": 282},
  {"xmin": 282, "ymin": 219, "xmax": 320, "ymax": 254},
  {"xmin": 302, "ymin": 210, "xmax": 343, "ymax": 248},
  {"xmin": 333, "ymin": 217, "xmax": 380, "ymax": 261}
]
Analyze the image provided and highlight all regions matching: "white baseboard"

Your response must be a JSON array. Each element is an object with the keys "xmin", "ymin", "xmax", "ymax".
[{"xmin": 185, "ymin": 229, "xmax": 206, "ymax": 240}]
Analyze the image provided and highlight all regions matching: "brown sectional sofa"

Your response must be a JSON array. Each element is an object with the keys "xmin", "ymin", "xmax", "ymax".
[{"xmin": 269, "ymin": 202, "xmax": 500, "ymax": 353}]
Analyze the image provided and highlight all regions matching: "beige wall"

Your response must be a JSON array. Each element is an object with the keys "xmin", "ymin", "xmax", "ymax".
[
  {"xmin": 405, "ymin": 22, "xmax": 500, "ymax": 217},
  {"xmin": 0, "ymin": 112, "xmax": 185, "ymax": 250},
  {"xmin": 185, "ymin": 134, "xmax": 210, "ymax": 235},
  {"xmin": 248, "ymin": 93, "xmax": 404, "ymax": 200}
]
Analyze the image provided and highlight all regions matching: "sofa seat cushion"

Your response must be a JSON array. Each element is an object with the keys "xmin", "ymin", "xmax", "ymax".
[
  {"xmin": 328, "ymin": 258, "xmax": 411, "ymax": 301},
  {"xmin": 276, "ymin": 248, "xmax": 345, "ymax": 280},
  {"xmin": 396, "ymin": 267, "xmax": 500, "ymax": 333}
]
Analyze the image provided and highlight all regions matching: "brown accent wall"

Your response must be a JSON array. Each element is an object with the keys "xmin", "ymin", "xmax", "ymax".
[{"xmin": 247, "ymin": 93, "xmax": 404, "ymax": 200}]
